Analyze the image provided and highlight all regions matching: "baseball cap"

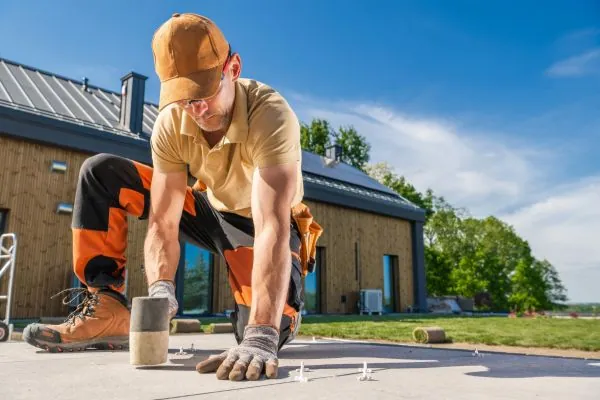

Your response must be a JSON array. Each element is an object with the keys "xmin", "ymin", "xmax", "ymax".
[{"xmin": 151, "ymin": 13, "xmax": 230, "ymax": 111}]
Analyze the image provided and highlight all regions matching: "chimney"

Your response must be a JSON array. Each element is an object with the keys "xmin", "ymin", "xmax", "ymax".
[
  {"xmin": 326, "ymin": 144, "xmax": 343, "ymax": 162},
  {"xmin": 119, "ymin": 72, "xmax": 148, "ymax": 135}
]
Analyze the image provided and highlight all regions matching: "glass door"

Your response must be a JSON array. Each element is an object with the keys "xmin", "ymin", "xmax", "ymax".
[
  {"xmin": 383, "ymin": 255, "xmax": 397, "ymax": 313},
  {"xmin": 304, "ymin": 246, "xmax": 325, "ymax": 314},
  {"xmin": 0, "ymin": 209, "xmax": 7, "ymax": 235},
  {"xmin": 177, "ymin": 242, "xmax": 214, "ymax": 316}
]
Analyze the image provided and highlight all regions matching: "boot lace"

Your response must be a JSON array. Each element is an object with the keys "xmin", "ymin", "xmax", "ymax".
[{"xmin": 51, "ymin": 288, "xmax": 100, "ymax": 326}]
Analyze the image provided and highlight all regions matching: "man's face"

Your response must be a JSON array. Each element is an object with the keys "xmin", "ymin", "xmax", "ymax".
[{"xmin": 177, "ymin": 54, "xmax": 241, "ymax": 133}]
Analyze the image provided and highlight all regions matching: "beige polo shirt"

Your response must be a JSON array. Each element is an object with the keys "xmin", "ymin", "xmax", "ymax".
[{"xmin": 149, "ymin": 78, "xmax": 304, "ymax": 218}]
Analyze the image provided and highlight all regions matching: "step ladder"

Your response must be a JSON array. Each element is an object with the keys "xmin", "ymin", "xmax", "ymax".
[{"xmin": 0, "ymin": 233, "xmax": 17, "ymax": 341}]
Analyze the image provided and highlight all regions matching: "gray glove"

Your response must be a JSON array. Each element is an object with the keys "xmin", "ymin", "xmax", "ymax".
[
  {"xmin": 196, "ymin": 325, "xmax": 279, "ymax": 381},
  {"xmin": 148, "ymin": 280, "xmax": 178, "ymax": 319}
]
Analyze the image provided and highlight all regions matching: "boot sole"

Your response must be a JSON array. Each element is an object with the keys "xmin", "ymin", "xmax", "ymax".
[{"xmin": 23, "ymin": 330, "xmax": 129, "ymax": 353}]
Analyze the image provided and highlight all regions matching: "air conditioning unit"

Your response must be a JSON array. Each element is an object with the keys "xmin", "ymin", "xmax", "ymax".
[{"xmin": 359, "ymin": 289, "xmax": 383, "ymax": 315}]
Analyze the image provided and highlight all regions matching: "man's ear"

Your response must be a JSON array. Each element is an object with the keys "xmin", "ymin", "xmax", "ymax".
[{"xmin": 230, "ymin": 53, "xmax": 242, "ymax": 80}]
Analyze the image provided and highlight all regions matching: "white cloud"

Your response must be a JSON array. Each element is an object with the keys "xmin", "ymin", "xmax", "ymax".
[
  {"xmin": 501, "ymin": 179, "xmax": 600, "ymax": 303},
  {"xmin": 289, "ymin": 94, "xmax": 599, "ymax": 302},
  {"xmin": 545, "ymin": 48, "xmax": 600, "ymax": 77},
  {"xmin": 291, "ymin": 96, "xmax": 551, "ymax": 217}
]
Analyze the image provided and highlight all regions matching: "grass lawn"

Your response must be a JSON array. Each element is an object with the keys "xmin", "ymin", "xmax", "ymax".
[
  {"xmin": 13, "ymin": 314, "xmax": 599, "ymax": 352},
  {"xmin": 297, "ymin": 314, "xmax": 600, "ymax": 352}
]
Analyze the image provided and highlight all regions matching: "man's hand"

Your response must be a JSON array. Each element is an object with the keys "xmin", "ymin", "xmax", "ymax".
[
  {"xmin": 148, "ymin": 280, "xmax": 178, "ymax": 319},
  {"xmin": 196, "ymin": 325, "xmax": 279, "ymax": 381}
]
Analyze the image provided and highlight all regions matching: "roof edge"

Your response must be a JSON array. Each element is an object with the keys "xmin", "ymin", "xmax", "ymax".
[
  {"xmin": 304, "ymin": 180, "xmax": 426, "ymax": 222},
  {"xmin": 0, "ymin": 105, "xmax": 152, "ymax": 163},
  {"xmin": 300, "ymin": 151, "xmax": 418, "ymax": 205},
  {"xmin": 0, "ymin": 102, "xmax": 425, "ymax": 221},
  {"xmin": 302, "ymin": 167, "xmax": 414, "ymax": 204}
]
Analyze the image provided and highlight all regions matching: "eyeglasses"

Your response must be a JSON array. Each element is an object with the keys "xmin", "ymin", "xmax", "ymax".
[{"xmin": 184, "ymin": 46, "xmax": 233, "ymax": 107}]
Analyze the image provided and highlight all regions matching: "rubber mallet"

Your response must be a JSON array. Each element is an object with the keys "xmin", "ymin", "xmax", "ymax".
[{"xmin": 129, "ymin": 296, "xmax": 171, "ymax": 366}]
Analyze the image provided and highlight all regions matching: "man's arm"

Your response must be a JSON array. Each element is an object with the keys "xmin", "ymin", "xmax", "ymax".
[
  {"xmin": 196, "ymin": 161, "xmax": 298, "ymax": 380},
  {"xmin": 143, "ymin": 168, "xmax": 188, "ymax": 311},
  {"xmin": 248, "ymin": 161, "xmax": 298, "ymax": 329},
  {"xmin": 195, "ymin": 93, "xmax": 301, "ymax": 381}
]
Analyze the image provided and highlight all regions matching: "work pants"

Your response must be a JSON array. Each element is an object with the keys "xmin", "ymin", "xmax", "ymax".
[{"xmin": 71, "ymin": 153, "xmax": 304, "ymax": 349}]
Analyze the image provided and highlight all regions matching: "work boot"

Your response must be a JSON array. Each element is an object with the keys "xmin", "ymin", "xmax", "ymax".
[{"xmin": 23, "ymin": 288, "xmax": 130, "ymax": 352}]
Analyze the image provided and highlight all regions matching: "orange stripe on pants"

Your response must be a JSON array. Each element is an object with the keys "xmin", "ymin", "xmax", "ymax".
[
  {"xmin": 224, "ymin": 247, "xmax": 299, "ymax": 332},
  {"xmin": 73, "ymin": 158, "xmax": 196, "ymax": 291}
]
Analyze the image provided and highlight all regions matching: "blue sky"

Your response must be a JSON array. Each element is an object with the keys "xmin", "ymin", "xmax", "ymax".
[{"xmin": 1, "ymin": 1, "xmax": 599, "ymax": 302}]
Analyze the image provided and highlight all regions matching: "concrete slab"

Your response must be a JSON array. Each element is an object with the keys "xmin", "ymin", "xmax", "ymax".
[{"xmin": 2, "ymin": 333, "xmax": 600, "ymax": 399}]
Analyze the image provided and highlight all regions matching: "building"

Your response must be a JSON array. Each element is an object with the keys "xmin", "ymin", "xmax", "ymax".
[{"xmin": 0, "ymin": 57, "xmax": 427, "ymax": 321}]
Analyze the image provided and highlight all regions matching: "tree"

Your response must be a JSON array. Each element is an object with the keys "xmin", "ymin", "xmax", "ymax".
[
  {"xmin": 423, "ymin": 198, "xmax": 466, "ymax": 254},
  {"xmin": 333, "ymin": 126, "xmax": 371, "ymax": 171},
  {"xmin": 300, "ymin": 118, "xmax": 371, "ymax": 171},
  {"xmin": 539, "ymin": 259, "xmax": 569, "ymax": 308},
  {"xmin": 182, "ymin": 252, "xmax": 212, "ymax": 314},
  {"xmin": 300, "ymin": 119, "xmax": 332, "ymax": 156},
  {"xmin": 449, "ymin": 217, "xmax": 534, "ymax": 311},
  {"xmin": 424, "ymin": 246, "xmax": 453, "ymax": 296},
  {"xmin": 365, "ymin": 162, "xmax": 435, "ymax": 219},
  {"xmin": 424, "ymin": 212, "xmax": 537, "ymax": 311},
  {"xmin": 509, "ymin": 259, "xmax": 549, "ymax": 311},
  {"xmin": 509, "ymin": 258, "xmax": 569, "ymax": 312}
]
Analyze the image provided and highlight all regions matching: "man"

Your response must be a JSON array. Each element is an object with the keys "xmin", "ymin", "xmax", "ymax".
[{"xmin": 23, "ymin": 13, "xmax": 322, "ymax": 381}]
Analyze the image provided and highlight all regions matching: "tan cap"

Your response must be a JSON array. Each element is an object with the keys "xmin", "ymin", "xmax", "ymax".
[{"xmin": 152, "ymin": 13, "xmax": 230, "ymax": 111}]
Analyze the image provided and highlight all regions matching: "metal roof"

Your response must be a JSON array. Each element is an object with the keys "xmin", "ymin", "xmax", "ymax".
[
  {"xmin": 301, "ymin": 150, "xmax": 398, "ymax": 196},
  {"xmin": 0, "ymin": 58, "xmax": 158, "ymax": 139},
  {"xmin": 304, "ymin": 172, "xmax": 410, "ymax": 206},
  {"xmin": 0, "ymin": 56, "xmax": 424, "ymax": 221}
]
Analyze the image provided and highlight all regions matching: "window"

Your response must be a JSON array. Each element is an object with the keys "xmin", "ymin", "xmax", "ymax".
[
  {"xmin": 304, "ymin": 246, "xmax": 325, "ymax": 314},
  {"xmin": 0, "ymin": 209, "xmax": 7, "ymax": 236},
  {"xmin": 176, "ymin": 242, "xmax": 214, "ymax": 316},
  {"xmin": 383, "ymin": 255, "xmax": 398, "ymax": 313}
]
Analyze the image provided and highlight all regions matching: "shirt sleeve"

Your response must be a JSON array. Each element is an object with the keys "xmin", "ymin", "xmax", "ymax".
[
  {"xmin": 249, "ymin": 94, "xmax": 301, "ymax": 168},
  {"xmin": 150, "ymin": 107, "xmax": 188, "ymax": 173}
]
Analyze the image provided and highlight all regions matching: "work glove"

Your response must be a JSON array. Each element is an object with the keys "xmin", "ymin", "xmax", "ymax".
[
  {"xmin": 196, "ymin": 325, "xmax": 279, "ymax": 381},
  {"xmin": 148, "ymin": 280, "xmax": 178, "ymax": 319}
]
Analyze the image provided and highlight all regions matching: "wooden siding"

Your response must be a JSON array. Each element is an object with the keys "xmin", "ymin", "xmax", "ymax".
[
  {"xmin": 214, "ymin": 256, "xmax": 235, "ymax": 313},
  {"xmin": 0, "ymin": 135, "xmax": 150, "ymax": 318},
  {"xmin": 123, "ymin": 216, "xmax": 149, "ymax": 300},
  {"xmin": 1, "ymin": 134, "xmax": 415, "ymax": 319},
  {"xmin": 299, "ymin": 200, "xmax": 414, "ymax": 314},
  {"xmin": 209, "ymin": 200, "xmax": 414, "ymax": 314},
  {"xmin": 0, "ymin": 134, "xmax": 90, "ymax": 318}
]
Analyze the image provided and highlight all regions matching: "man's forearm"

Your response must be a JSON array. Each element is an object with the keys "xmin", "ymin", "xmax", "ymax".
[
  {"xmin": 249, "ymin": 220, "xmax": 291, "ymax": 330},
  {"xmin": 143, "ymin": 223, "xmax": 180, "ymax": 286}
]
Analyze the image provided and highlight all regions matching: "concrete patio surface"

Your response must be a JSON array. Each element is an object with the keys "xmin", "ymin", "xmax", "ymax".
[{"xmin": 2, "ymin": 333, "xmax": 600, "ymax": 399}]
